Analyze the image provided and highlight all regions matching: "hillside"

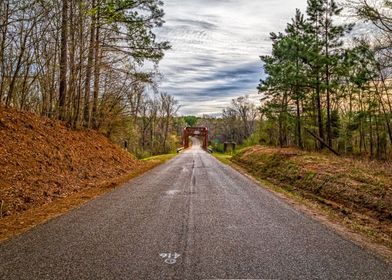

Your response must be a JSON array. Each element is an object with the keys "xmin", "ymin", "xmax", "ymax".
[
  {"xmin": 231, "ymin": 146, "xmax": 392, "ymax": 249},
  {"xmin": 0, "ymin": 106, "xmax": 170, "ymax": 240}
]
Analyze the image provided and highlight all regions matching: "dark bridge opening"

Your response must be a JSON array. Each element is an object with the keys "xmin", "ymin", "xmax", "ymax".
[{"xmin": 183, "ymin": 127, "xmax": 209, "ymax": 150}]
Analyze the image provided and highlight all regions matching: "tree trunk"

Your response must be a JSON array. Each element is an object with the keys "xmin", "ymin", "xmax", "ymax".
[
  {"xmin": 316, "ymin": 71, "xmax": 325, "ymax": 149},
  {"xmin": 6, "ymin": 41, "xmax": 26, "ymax": 106},
  {"xmin": 59, "ymin": 0, "xmax": 69, "ymax": 120},
  {"xmin": 0, "ymin": 1, "xmax": 9, "ymax": 104},
  {"xmin": 92, "ymin": 4, "xmax": 101, "ymax": 128},
  {"xmin": 83, "ymin": 0, "xmax": 96, "ymax": 127},
  {"xmin": 296, "ymin": 96, "xmax": 303, "ymax": 148},
  {"xmin": 74, "ymin": 0, "xmax": 84, "ymax": 128},
  {"xmin": 369, "ymin": 113, "xmax": 374, "ymax": 158},
  {"xmin": 295, "ymin": 51, "xmax": 303, "ymax": 149},
  {"xmin": 325, "ymin": 0, "xmax": 332, "ymax": 148},
  {"xmin": 68, "ymin": 0, "xmax": 77, "ymax": 123}
]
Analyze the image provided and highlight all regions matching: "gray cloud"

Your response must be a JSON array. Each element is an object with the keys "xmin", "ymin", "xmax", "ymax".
[{"xmin": 156, "ymin": 0, "xmax": 309, "ymax": 115}]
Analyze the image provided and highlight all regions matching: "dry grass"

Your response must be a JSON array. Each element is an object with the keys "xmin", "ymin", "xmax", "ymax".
[
  {"xmin": 0, "ymin": 155, "xmax": 174, "ymax": 242},
  {"xmin": 231, "ymin": 146, "xmax": 392, "ymax": 249},
  {"xmin": 0, "ymin": 106, "xmax": 176, "ymax": 242}
]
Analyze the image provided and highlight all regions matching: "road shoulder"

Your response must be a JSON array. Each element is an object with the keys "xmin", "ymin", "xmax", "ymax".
[
  {"xmin": 0, "ymin": 154, "xmax": 177, "ymax": 243},
  {"xmin": 213, "ymin": 153, "xmax": 392, "ymax": 264}
]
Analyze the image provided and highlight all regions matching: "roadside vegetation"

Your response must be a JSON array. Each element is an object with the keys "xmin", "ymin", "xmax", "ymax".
[
  {"xmin": 0, "ymin": 0, "xmax": 186, "ymax": 241},
  {"xmin": 0, "ymin": 0, "xmax": 183, "ymax": 158},
  {"xmin": 232, "ymin": 146, "xmax": 392, "ymax": 248},
  {"xmin": 204, "ymin": 0, "xmax": 392, "ymax": 254},
  {"xmin": 258, "ymin": 0, "xmax": 392, "ymax": 160},
  {"xmin": 1, "ymin": 0, "xmax": 391, "ymax": 253},
  {"xmin": 0, "ymin": 106, "xmax": 176, "ymax": 241},
  {"xmin": 197, "ymin": 0, "xmax": 392, "ymax": 162}
]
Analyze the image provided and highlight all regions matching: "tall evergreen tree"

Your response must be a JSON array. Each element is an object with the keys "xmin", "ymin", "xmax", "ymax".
[
  {"xmin": 285, "ymin": 9, "xmax": 309, "ymax": 148},
  {"xmin": 258, "ymin": 0, "xmax": 392, "ymax": 158},
  {"xmin": 260, "ymin": 10, "xmax": 311, "ymax": 148},
  {"xmin": 306, "ymin": 0, "xmax": 353, "ymax": 147}
]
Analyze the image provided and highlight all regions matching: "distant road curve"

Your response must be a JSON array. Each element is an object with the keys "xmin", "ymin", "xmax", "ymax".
[{"xmin": 1, "ymin": 139, "xmax": 392, "ymax": 279}]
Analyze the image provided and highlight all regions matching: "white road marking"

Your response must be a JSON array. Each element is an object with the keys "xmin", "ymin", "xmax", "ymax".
[
  {"xmin": 160, "ymin": 252, "xmax": 181, "ymax": 265},
  {"xmin": 166, "ymin": 190, "xmax": 180, "ymax": 195}
]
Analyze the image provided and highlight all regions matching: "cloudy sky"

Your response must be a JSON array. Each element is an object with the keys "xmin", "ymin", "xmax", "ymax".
[{"xmin": 156, "ymin": 0, "xmax": 308, "ymax": 116}]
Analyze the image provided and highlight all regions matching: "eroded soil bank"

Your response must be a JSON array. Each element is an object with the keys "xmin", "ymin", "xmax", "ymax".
[{"xmin": 0, "ymin": 106, "xmax": 171, "ymax": 240}]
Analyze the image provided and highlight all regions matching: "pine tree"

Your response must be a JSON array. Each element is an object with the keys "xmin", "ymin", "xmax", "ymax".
[
  {"xmin": 305, "ymin": 0, "xmax": 353, "ymax": 147},
  {"xmin": 285, "ymin": 9, "xmax": 309, "ymax": 148}
]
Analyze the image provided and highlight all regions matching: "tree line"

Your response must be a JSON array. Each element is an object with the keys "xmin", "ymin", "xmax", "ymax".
[
  {"xmin": 191, "ymin": 96, "xmax": 259, "ymax": 152},
  {"xmin": 258, "ymin": 0, "xmax": 392, "ymax": 159},
  {"xmin": 0, "ymin": 0, "xmax": 181, "ymax": 157},
  {"xmin": 194, "ymin": 0, "xmax": 392, "ymax": 160}
]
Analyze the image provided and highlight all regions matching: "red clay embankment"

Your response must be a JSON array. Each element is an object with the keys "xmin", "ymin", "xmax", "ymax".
[{"xmin": 0, "ymin": 106, "xmax": 166, "ymax": 241}]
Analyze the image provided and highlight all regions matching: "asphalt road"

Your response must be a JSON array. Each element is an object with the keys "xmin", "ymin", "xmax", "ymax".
[{"xmin": 1, "ymin": 139, "xmax": 392, "ymax": 280}]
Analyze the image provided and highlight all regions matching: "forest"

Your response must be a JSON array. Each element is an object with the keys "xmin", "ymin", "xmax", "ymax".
[
  {"xmin": 1, "ymin": 0, "xmax": 392, "ymax": 160},
  {"xmin": 0, "ymin": 0, "xmax": 181, "ymax": 158},
  {"xmin": 194, "ymin": 0, "xmax": 392, "ymax": 160},
  {"xmin": 257, "ymin": 0, "xmax": 392, "ymax": 159}
]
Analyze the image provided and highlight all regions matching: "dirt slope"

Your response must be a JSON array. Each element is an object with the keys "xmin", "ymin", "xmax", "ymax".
[
  {"xmin": 0, "ymin": 106, "xmax": 141, "ymax": 219},
  {"xmin": 232, "ymin": 146, "xmax": 392, "ymax": 249}
]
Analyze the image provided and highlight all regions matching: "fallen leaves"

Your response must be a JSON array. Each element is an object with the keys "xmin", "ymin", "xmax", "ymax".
[{"xmin": 0, "ymin": 106, "xmax": 143, "ymax": 219}]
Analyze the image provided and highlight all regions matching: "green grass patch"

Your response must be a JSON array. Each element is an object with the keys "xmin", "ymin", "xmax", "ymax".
[
  {"xmin": 141, "ymin": 153, "xmax": 177, "ymax": 163},
  {"xmin": 213, "ymin": 152, "xmax": 233, "ymax": 165}
]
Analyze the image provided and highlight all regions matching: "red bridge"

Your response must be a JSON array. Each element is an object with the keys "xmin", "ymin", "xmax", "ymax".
[{"xmin": 183, "ymin": 127, "xmax": 209, "ymax": 150}]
